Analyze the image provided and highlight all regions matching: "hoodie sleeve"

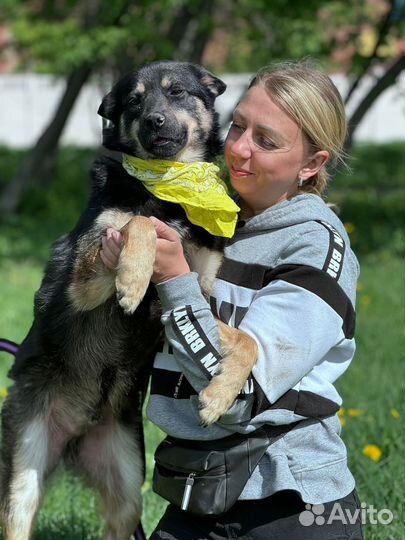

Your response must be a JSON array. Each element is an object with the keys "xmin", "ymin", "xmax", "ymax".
[
  {"xmin": 155, "ymin": 223, "xmax": 358, "ymax": 427},
  {"xmin": 155, "ymin": 272, "xmax": 222, "ymax": 392}
]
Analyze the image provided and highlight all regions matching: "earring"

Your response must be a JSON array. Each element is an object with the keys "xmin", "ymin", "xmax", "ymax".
[{"xmin": 298, "ymin": 176, "xmax": 304, "ymax": 188}]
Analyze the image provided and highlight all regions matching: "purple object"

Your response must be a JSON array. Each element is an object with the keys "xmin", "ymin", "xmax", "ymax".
[
  {"xmin": 0, "ymin": 339, "xmax": 18, "ymax": 356},
  {"xmin": 134, "ymin": 521, "xmax": 147, "ymax": 540}
]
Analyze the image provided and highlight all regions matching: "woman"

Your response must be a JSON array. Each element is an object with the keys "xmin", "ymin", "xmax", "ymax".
[{"xmin": 101, "ymin": 60, "xmax": 363, "ymax": 540}]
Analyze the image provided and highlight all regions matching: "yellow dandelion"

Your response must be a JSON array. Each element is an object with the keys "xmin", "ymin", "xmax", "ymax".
[
  {"xmin": 337, "ymin": 407, "xmax": 345, "ymax": 418},
  {"xmin": 390, "ymin": 408, "xmax": 400, "ymax": 419},
  {"xmin": 360, "ymin": 295, "xmax": 372, "ymax": 305},
  {"xmin": 344, "ymin": 222, "xmax": 356, "ymax": 234},
  {"xmin": 348, "ymin": 408, "xmax": 364, "ymax": 417},
  {"xmin": 339, "ymin": 416, "xmax": 347, "ymax": 426},
  {"xmin": 0, "ymin": 388, "xmax": 8, "ymax": 399},
  {"xmin": 363, "ymin": 444, "xmax": 382, "ymax": 462}
]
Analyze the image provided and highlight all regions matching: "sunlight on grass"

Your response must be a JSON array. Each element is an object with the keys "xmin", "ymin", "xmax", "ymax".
[{"xmin": 0, "ymin": 253, "xmax": 403, "ymax": 539}]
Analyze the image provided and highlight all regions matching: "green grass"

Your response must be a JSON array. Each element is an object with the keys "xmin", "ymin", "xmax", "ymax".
[
  {"xmin": 0, "ymin": 142, "xmax": 404, "ymax": 538},
  {"xmin": 0, "ymin": 250, "xmax": 403, "ymax": 539},
  {"xmin": 335, "ymin": 253, "xmax": 404, "ymax": 540}
]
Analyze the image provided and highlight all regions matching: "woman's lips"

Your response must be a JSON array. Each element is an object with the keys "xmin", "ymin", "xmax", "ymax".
[{"xmin": 230, "ymin": 167, "xmax": 252, "ymax": 177}]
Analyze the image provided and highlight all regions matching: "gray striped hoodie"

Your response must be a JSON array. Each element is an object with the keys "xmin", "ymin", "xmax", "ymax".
[{"xmin": 147, "ymin": 193, "xmax": 360, "ymax": 504}]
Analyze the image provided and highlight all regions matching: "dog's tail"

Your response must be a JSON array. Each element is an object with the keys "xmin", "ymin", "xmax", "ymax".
[{"xmin": 0, "ymin": 339, "xmax": 18, "ymax": 356}]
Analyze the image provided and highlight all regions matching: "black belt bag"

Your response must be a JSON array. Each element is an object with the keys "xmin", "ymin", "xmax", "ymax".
[{"xmin": 153, "ymin": 423, "xmax": 298, "ymax": 515}]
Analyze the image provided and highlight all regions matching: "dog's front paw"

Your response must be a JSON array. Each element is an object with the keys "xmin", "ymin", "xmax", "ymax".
[
  {"xmin": 115, "ymin": 216, "xmax": 156, "ymax": 315},
  {"xmin": 198, "ymin": 385, "xmax": 235, "ymax": 426},
  {"xmin": 115, "ymin": 273, "xmax": 149, "ymax": 315}
]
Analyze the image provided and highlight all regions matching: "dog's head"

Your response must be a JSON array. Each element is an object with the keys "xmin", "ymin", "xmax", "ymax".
[{"xmin": 98, "ymin": 61, "xmax": 226, "ymax": 162}]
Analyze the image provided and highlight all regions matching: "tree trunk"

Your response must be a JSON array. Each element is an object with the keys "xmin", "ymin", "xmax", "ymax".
[
  {"xmin": 0, "ymin": 64, "xmax": 92, "ymax": 217},
  {"xmin": 344, "ymin": 0, "xmax": 394, "ymax": 105},
  {"xmin": 0, "ymin": 0, "xmax": 134, "ymax": 217},
  {"xmin": 346, "ymin": 55, "xmax": 405, "ymax": 151}
]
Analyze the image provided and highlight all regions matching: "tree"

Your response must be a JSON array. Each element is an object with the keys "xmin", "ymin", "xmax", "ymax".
[
  {"xmin": 1, "ymin": 0, "xmax": 404, "ymax": 215},
  {"xmin": 0, "ymin": 0, "xmax": 218, "ymax": 216},
  {"xmin": 202, "ymin": 0, "xmax": 405, "ymax": 150},
  {"xmin": 1, "ymin": 0, "xmax": 137, "ymax": 216}
]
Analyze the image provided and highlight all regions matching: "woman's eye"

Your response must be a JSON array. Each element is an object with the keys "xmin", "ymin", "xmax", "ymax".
[
  {"xmin": 257, "ymin": 137, "xmax": 277, "ymax": 150},
  {"xmin": 230, "ymin": 122, "xmax": 244, "ymax": 132}
]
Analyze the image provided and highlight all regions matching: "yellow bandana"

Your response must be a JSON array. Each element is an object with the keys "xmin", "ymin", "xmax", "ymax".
[{"xmin": 122, "ymin": 155, "xmax": 240, "ymax": 238}]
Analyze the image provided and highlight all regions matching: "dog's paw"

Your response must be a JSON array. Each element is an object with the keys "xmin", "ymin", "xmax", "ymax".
[
  {"xmin": 116, "ymin": 290, "xmax": 141, "ymax": 315},
  {"xmin": 115, "ymin": 276, "xmax": 148, "ymax": 315},
  {"xmin": 198, "ymin": 386, "xmax": 234, "ymax": 426}
]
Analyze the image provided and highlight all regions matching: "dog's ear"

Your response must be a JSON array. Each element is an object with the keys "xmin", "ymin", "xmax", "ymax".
[
  {"xmin": 98, "ymin": 91, "xmax": 120, "ymax": 126},
  {"xmin": 199, "ymin": 69, "xmax": 227, "ymax": 98},
  {"xmin": 97, "ymin": 91, "xmax": 123, "ymax": 151}
]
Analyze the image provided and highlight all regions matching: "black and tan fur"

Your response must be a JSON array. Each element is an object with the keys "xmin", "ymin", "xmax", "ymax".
[{"xmin": 0, "ymin": 61, "xmax": 257, "ymax": 540}]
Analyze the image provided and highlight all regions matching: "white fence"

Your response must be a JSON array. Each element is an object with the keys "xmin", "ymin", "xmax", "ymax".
[{"xmin": 0, "ymin": 70, "xmax": 404, "ymax": 148}]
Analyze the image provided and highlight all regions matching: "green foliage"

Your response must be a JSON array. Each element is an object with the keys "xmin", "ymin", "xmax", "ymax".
[
  {"xmin": 327, "ymin": 142, "xmax": 405, "ymax": 256},
  {"xmin": 4, "ymin": 0, "xmax": 183, "ymax": 73},
  {"xmin": 11, "ymin": 16, "xmax": 134, "ymax": 73},
  {"xmin": 2, "ymin": 0, "xmax": 404, "ymax": 80},
  {"xmin": 0, "ymin": 147, "xmax": 95, "ymax": 262}
]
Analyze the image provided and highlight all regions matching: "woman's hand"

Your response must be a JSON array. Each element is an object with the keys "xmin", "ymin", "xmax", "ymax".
[
  {"xmin": 100, "ymin": 218, "xmax": 190, "ymax": 284},
  {"xmin": 100, "ymin": 228, "xmax": 123, "ymax": 269},
  {"xmin": 149, "ymin": 216, "xmax": 190, "ymax": 284}
]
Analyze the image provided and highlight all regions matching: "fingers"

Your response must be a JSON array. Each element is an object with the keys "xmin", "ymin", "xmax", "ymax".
[
  {"xmin": 106, "ymin": 228, "xmax": 123, "ymax": 251},
  {"xmin": 149, "ymin": 216, "xmax": 180, "ymax": 242},
  {"xmin": 100, "ymin": 228, "xmax": 123, "ymax": 269},
  {"xmin": 100, "ymin": 238, "xmax": 118, "ymax": 269},
  {"xmin": 100, "ymin": 247, "xmax": 115, "ymax": 269}
]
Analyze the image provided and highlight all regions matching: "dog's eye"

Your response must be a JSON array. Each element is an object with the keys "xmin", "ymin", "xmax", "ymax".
[
  {"xmin": 127, "ymin": 95, "xmax": 141, "ymax": 106},
  {"xmin": 169, "ymin": 87, "xmax": 185, "ymax": 97}
]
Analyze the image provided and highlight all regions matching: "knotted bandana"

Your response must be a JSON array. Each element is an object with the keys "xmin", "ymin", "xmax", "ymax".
[{"xmin": 122, "ymin": 155, "xmax": 240, "ymax": 238}]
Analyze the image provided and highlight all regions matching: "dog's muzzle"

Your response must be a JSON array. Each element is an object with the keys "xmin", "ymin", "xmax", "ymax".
[{"xmin": 138, "ymin": 118, "xmax": 188, "ymax": 158}]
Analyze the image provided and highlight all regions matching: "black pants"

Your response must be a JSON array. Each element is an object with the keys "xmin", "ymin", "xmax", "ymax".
[{"xmin": 149, "ymin": 489, "xmax": 364, "ymax": 540}]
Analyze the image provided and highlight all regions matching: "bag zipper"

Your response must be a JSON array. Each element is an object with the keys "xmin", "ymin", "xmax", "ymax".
[{"xmin": 181, "ymin": 473, "xmax": 196, "ymax": 511}]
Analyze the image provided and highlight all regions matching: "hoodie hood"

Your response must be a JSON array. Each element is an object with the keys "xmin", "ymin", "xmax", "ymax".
[{"xmin": 235, "ymin": 193, "xmax": 350, "ymax": 243}]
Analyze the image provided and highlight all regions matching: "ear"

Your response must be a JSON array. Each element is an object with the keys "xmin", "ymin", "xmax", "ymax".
[
  {"xmin": 299, "ymin": 150, "xmax": 329, "ymax": 181},
  {"xmin": 200, "ymin": 69, "xmax": 227, "ymax": 98},
  {"xmin": 97, "ymin": 91, "xmax": 123, "ymax": 151},
  {"xmin": 98, "ymin": 91, "xmax": 120, "ymax": 125}
]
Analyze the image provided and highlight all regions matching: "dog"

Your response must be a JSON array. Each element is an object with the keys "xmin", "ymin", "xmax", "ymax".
[{"xmin": 0, "ymin": 61, "xmax": 257, "ymax": 540}]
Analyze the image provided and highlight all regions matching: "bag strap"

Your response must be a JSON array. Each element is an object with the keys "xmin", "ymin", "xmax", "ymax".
[
  {"xmin": 167, "ymin": 421, "xmax": 300, "ymax": 452},
  {"xmin": 243, "ymin": 421, "xmax": 301, "ymax": 475},
  {"xmin": 260, "ymin": 420, "xmax": 301, "ymax": 440}
]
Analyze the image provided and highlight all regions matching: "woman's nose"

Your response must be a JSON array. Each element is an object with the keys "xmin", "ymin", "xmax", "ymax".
[{"xmin": 229, "ymin": 131, "xmax": 252, "ymax": 160}]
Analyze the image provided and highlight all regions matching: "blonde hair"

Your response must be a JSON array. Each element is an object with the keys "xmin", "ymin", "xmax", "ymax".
[{"xmin": 249, "ymin": 60, "xmax": 347, "ymax": 196}]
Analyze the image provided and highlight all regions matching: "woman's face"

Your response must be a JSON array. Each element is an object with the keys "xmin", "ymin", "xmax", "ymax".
[{"xmin": 224, "ymin": 84, "xmax": 312, "ymax": 216}]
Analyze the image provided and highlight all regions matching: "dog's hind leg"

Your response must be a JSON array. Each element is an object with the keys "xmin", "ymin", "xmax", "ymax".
[
  {"xmin": 0, "ymin": 416, "xmax": 49, "ymax": 540},
  {"xmin": 1, "ymin": 395, "xmax": 84, "ymax": 540},
  {"xmin": 75, "ymin": 409, "xmax": 144, "ymax": 540}
]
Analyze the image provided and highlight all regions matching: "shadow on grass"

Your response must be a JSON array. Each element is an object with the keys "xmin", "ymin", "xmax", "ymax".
[
  {"xmin": 33, "ymin": 526, "xmax": 100, "ymax": 540},
  {"xmin": 0, "ymin": 217, "xmax": 64, "ymax": 267}
]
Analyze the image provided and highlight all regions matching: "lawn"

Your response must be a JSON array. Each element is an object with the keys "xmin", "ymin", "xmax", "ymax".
[{"xmin": 0, "ymin": 143, "xmax": 404, "ymax": 539}]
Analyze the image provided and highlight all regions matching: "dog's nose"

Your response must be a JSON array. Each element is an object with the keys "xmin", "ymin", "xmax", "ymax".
[{"xmin": 145, "ymin": 113, "xmax": 166, "ymax": 129}]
